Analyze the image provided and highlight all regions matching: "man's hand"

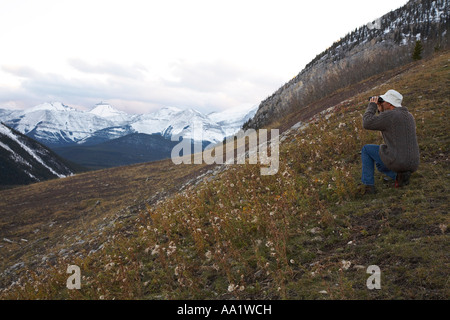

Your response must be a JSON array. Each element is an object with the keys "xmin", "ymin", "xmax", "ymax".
[
  {"xmin": 369, "ymin": 96, "xmax": 379, "ymax": 104},
  {"xmin": 370, "ymin": 96, "xmax": 383, "ymax": 113}
]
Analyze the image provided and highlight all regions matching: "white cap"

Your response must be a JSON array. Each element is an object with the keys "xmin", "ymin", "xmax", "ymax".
[{"xmin": 380, "ymin": 89, "xmax": 403, "ymax": 108}]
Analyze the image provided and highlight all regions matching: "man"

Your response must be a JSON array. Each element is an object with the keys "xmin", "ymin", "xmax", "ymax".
[{"xmin": 360, "ymin": 89, "xmax": 420, "ymax": 194}]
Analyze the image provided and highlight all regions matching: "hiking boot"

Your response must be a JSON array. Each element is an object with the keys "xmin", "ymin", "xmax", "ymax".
[
  {"xmin": 358, "ymin": 184, "xmax": 376, "ymax": 195},
  {"xmin": 395, "ymin": 171, "xmax": 412, "ymax": 188},
  {"xmin": 364, "ymin": 185, "xmax": 377, "ymax": 194}
]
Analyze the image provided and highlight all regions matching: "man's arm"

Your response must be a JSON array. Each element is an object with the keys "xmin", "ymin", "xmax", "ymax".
[{"xmin": 363, "ymin": 102, "xmax": 390, "ymax": 131}]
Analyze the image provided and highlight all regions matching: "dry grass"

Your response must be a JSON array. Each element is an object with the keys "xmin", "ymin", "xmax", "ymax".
[{"xmin": 0, "ymin": 158, "xmax": 213, "ymax": 289}]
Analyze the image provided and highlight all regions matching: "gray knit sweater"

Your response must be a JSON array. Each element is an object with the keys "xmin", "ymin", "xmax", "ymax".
[{"xmin": 363, "ymin": 102, "xmax": 420, "ymax": 172}]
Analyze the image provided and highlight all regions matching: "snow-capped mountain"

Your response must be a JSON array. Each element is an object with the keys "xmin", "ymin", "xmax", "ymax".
[
  {"xmin": 1, "ymin": 102, "xmax": 114, "ymax": 148},
  {"xmin": 129, "ymin": 105, "xmax": 257, "ymax": 143},
  {"xmin": 89, "ymin": 102, "xmax": 136, "ymax": 124},
  {"xmin": 0, "ymin": 123, "xmax": 76, "ymax": 186},
  {"xmin": 76, "ymin": 125, "xmax": 136, "ymax": 146},
  {"xmin": 0, "ymin": 102, "xmax": 258, "ymax": 148},
  {"xmin": 208, "ymin": 106, "xmax": 257, "ymax": 138},
  {"xmin": 132, "ymin": 108, "xmax": 226, "ymax": 143},
  {"xmin": 130, "ymin": 106, "xmax": 183, "ymax": 136}
]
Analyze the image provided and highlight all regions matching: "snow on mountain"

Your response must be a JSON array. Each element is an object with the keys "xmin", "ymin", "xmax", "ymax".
[
  {"xmin": 1, "ymin": 102, "xmax": 257, "ymax": 147},
  {"xmin": 163, "ymin": 108, "xmax": 226, "ymax": 143},
  {"xmin": 2, "ymin": 102, "xmax": 115, "ymax": 147},
  {"xmin": 130, "ymin": 107, "xmax": 183, "ymax": 136},
  {"xmin": 76, "ymin": 125, "xmax": 135, "ymax": 146},
  {"xmin": 117, "ymin": 105, "xmax": 256, "ymax": 143},
  {"xmin": 0, "ymin": 123, "xmax": 75, "ymax": 185},
  {"xmin": 151, "ymin": 105, "xmax": 258, "ymax": 142},
  {"xmin": 0, "ymin": 124, "xmax": 65, "ymax": 178},
  {"xmin": 131, "ymin": 107, "xmax": 226, "ymax": 143},
  {"xmin": 27, "ymin": 102, "xmax": 76, "ymax": 113},
  {"xmin": 208, "ymin": 105, "xmax": 258, "ymax": 137},
  {"xmin": 89, "ymin": 102, "xmax": 135, "ymax": 124},
  {"xmin": 0, "ymin": 108, "xmax": 14, "ymax": 119}
]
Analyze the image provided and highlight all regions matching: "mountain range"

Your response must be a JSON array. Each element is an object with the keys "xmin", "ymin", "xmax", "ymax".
[
  {"xmin": 0, "ymin": 102, "xmax": 257, "ymax": 147},
  {"xmin": 0, "ymin": 102, "xmax": 257, "ymax": 169}
]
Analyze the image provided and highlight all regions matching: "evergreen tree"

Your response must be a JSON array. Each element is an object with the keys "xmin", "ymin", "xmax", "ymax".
[{"xmin": 412, "ymin": 40, "xmax": 423, "ymax": 60}]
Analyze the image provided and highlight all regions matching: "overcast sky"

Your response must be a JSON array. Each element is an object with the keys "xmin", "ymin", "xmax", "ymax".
[{"xmin": 0, "ymin": 0, "xmax": 409, "ymax": 114}]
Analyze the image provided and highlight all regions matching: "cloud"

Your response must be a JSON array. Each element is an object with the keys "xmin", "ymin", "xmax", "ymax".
[
  {"xmin": 166, "ymin": 60, "xmax": 246, "ymax": 92},
  {"xmin": 0, "ymin": 58, "xmax": 283, "ymax": 115},
  {"xmin": 2, "ymin": 65, "xmax": 39, "ymax": 78},
  {"xmin": 163, "ymin": 59, "xmax": 284, "ymax": 109},
  {"xmin": 68, "ymin": 59, "xmax": 148, "ymax": 80},
  {"xmin": 0, "ymin": 65, "xmax": 197, "ymax": 113},
  {"xmin": 166, "ymin": 60, "xmax": 283, "ymax": 92}
]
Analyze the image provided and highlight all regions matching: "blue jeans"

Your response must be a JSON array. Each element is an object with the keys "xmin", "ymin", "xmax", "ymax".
[{"xmin": 361, "ymin": 144, "xmax": 397, "ymax": 185}]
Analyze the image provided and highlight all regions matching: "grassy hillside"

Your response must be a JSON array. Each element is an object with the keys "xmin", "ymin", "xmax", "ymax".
[
  {"xmin": 0, "ymin": 50, "xmax": 448, "ymax": 300},
  {"xmin": 0, "ymin": 158, "xmax": 214, "ymax": 290}
]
